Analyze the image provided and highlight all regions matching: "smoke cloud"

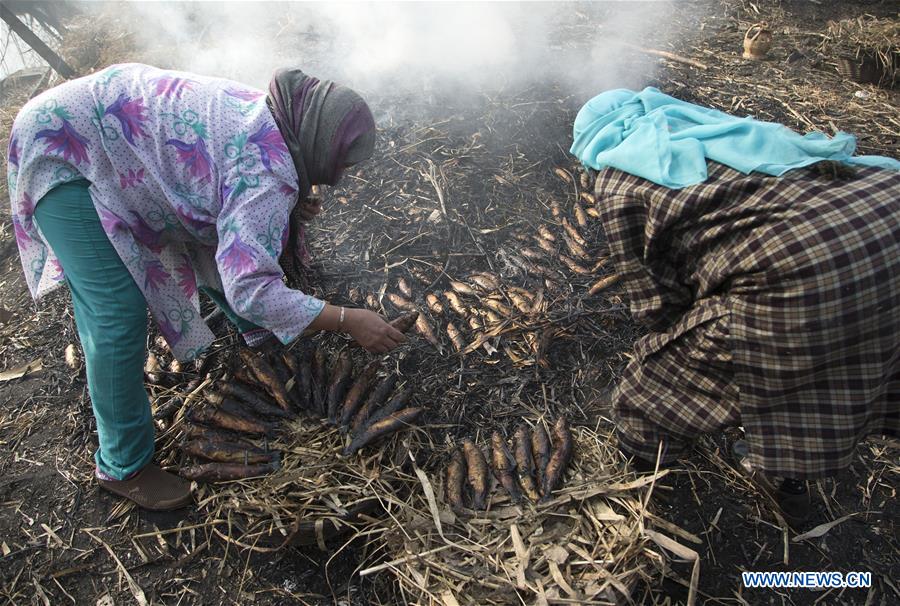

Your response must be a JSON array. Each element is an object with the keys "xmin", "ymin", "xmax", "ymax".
[{"xmin": 81, "ymin": 1, "xmax": 675, "ymax": 105}]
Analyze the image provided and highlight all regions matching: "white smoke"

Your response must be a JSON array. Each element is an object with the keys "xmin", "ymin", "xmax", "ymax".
[{"xmin": 79, "ymin": 1, "xmax": 676, "ymax": 103}]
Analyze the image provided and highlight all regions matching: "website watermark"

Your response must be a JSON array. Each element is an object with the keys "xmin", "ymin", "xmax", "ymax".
[{"xmin": 742, "ymin": 571, "xmax": 872, "ymax": 589}]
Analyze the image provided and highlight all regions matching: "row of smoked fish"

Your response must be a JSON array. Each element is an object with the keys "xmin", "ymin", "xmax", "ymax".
[
  {"xmin": 353, "ymin": 181, "xmax": 617, "ymax": 363},
  {"xmin": 175, "ymin": 348, "xmax": 291, "ymax": 483},
  {"xmin": 175, "ymin": 315, "xmax": 422, "ymax": 481},
  {"xmin": 445, "ymin": 417, "xmax": 573, "ymax": 510},
  {"xmin": 323, "ymin": 314, "xmax": 424, "ymax": 456}
]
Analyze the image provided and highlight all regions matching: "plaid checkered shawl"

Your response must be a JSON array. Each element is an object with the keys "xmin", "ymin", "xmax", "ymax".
[{"xmin": 595, "ymin": 161, "xmax": 899, "ymax": 477}]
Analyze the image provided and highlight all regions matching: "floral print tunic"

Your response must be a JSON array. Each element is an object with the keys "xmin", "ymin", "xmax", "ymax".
[{"xmin": 7, "ymin": 63, "xmax": 325, "ymax": 360}]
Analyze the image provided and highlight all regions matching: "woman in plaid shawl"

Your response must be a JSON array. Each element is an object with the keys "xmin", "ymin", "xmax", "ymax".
[{"xmin": 575, "ymin": 89, "xmax": 900, "ymax": 524}]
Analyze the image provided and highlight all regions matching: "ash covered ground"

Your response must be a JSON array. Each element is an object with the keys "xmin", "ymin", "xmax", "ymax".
[{"xmin": 1, "ymin": 1, "xmax": 897, "ymax": 604}]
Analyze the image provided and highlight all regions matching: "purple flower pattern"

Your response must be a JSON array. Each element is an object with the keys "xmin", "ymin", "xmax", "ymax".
[
  {"xmin": 12, "ymin": 64, "xmax": 324, "ymax": 362},
  {"xmin": 150, "ymin": 76, "xmax": 197, "ymax": 99},
  {"xmin": 225, "ymin": 87, "xmax": 264, "ymax": 102},
  {"xmin": 13, "ymin": 217, "xmax": 31, "ymax": 246},
  {"xmin": 143, "ymin": 260, "xmax": 170, "ymax": 292},
  {"xmin": 158, "ymin": 316, "xmax": 183, "ymax": 347},
  {"xmin": 18, "ymin": 192, "xmax": 35, "ymax": 216},
  {"xmin": 35, "ymin": 119, "xmax": 90, "ymax": 165},
  {"xmin": 166, "ymin": 137, "xmax": 213, "ymax": 182},
  {"xmin": 8, "ymin": 136, "xmax": 19, "ymax": 167},
  {"xmin": 218, "ymin": 233, "xmax": 257, "ymax": 276},
  {"xmin": 127, "ymin": 211, "xmax": 164, "ymax": 253},
  {"xmin": 249, "ymin": 123, "xmax": 289, "ymax": 171},
  {"xmin": 175, "ymin": 254, "xmax": 197, "ymax": 298},
  {"xmin": 13, "ymin": 195, "xmax": 35, "ymax": 246},
  {"xmin": 119, "ymin": 168, "xmax": 145, "ymax": 189},
  {"xmin": 105, "ymin": 94, "xmax": 149, "ymax": 146},
  {"xmin": 99, "ymin": 207, "xmax": 126, "ymax": 232}
]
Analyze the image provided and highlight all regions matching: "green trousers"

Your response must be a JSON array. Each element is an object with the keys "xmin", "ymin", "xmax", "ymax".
[{"xmin": 34, "ymin": 179, "xmax": 257, "ymax": 479}]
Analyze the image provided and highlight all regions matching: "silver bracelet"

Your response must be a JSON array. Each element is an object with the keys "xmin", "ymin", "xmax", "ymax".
[{"xmin": 338, "ymin": 306, "xmax": 346, "ymax": 332}]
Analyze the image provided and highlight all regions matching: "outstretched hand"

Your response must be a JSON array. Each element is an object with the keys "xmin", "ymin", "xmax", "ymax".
[{"xmin": 344, "ymin": 308, "xmax": 407, "ymax": 353}]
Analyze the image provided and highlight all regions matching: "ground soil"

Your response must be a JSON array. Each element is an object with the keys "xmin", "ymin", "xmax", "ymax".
[{"xmin": 1, "ymin": 1, "xmax": 897, "ymax": 605}]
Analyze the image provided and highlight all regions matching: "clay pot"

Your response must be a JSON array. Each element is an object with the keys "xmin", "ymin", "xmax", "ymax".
[{"xmin": 743, "ymin": 23, "xmax": 773, "ymax": 60}]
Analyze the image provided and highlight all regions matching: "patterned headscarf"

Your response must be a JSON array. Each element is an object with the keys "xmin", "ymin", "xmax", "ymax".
[{"xmin": 267, "ymin": 68, "xmax": 376, "ymax": 286}]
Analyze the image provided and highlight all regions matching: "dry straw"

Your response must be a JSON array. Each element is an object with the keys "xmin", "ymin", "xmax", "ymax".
[
  {"xmin": 367, "ymin": 424, "xmax": 698, "ymax": 606},
  {"xmin": 155, "ymin": 405, "xmax": 696, "ymax": 604},
  {"xmin": 823, "ymin": 15, "xmax": 900, "ymax": 58},
  {"xmin": 820, "ymin": 15, "xmax": 899, "ymax": 87},
  {"xmin": 168, "ymin": 413, "xmax": 425, "ymax": 554}
]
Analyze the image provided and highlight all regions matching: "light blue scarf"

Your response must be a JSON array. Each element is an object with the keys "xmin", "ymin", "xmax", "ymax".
[{"xmin": 571, "ymin": 87, "xmax": 900, "ymax": 189}]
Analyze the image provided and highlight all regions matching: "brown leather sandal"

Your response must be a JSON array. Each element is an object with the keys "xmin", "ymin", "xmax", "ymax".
[{"xmin": 97, "ymin": 464, "xmax": 193, "ymax": 511}]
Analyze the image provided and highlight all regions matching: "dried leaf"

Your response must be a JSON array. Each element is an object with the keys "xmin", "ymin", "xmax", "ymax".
[
  {"xmin": 792, "ymin": 513, "xmax": 860, "ymax": 542},
  {"xmin": 414, "ymin": 467, "xmax": 444, "ymax": 539},
  {"xmin": 440, "ymin": 591, "xmax": 461, "ymax": 606},
  {"xmin": 647, "ymin": 514, "xmax": 703, "ymax": 545},
  {"xmin": 0, "ymin": 358, "xmax": 43, "ymax": 382},
  {"xmin": 545, "ymin": 544, "xmax": 569, "ymax": 564},
  {"xmin": 548, "ymin": 560, "xmax": 578, "ymax": 598},
  {"xmin": 644, "ymin": 529, "xmax": 699, "ymax": 606},
  {"xmin": 510, "ymin": 524, "xmax": 529, "ymax": 589}
]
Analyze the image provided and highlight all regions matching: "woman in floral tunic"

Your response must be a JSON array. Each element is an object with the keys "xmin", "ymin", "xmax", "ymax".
[{"xmin": 7, "ymin": 63, "xmax": 406, "ymax": 510}]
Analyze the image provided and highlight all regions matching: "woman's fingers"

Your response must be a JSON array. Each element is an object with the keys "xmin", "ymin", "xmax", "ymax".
[
  {"xmin": 368, "ymin": 328, "xmax": 403, "ymax": 353},
  {"xmin": 368, "ymin": 342, "xmax": 388, "ymax": 354},
  {"xmin": 344, "ymin": 308, "xmax": 409, "ymax": 353},
  {"xmin": 380, "ymin": 324, "xmax": 407, "ymax": 351},
  {"xmin": 386, "ymin": 325, "xmax": 407, "ymax": 343},
  {"xmin": 373, "ymin": 336, "xmax": 396, "ymax": 353}
]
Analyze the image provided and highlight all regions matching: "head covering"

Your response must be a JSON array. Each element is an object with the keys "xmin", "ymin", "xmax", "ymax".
[
  {"xmin": 266, "ymin": 68, "xmax": 376, "ymax": 287},
  {"xmin": 267, "ymin": 68, "xmax": 376, "ymax": 197}
]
